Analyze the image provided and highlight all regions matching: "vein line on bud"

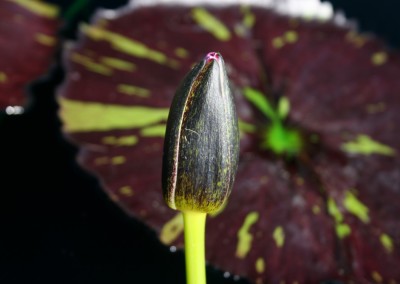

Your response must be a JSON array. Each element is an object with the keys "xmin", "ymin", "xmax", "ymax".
[
  {"xmin": 216, "ymin": 57, "xmax": 233, "ymax": 204},
  {"xmin": 168, "ymin": 60, "xmax": 211, "ymax": 209}
]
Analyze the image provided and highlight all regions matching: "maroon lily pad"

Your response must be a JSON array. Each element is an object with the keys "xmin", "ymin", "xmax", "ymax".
[
  {"xmin": 0, "ymin": 0, "xmax": 60, "ymax": 110},
  {"xmin": 57, "ymin": 3, "xmax": 400, "ymax": 284}
]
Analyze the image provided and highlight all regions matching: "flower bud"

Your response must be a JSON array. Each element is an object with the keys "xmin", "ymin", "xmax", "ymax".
[{"xmin": 162, "ymin": 52, "xmax": 239, "ymax": 214}]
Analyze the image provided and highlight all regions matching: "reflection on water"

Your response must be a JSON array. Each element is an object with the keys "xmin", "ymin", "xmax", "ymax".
[{"xmin": 5, "ymin": 106, "xmax": 24, "ymax": 115}]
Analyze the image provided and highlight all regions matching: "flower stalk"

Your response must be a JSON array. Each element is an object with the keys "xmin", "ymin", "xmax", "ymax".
[{"xmin": 183, "ymin": 211, "xmax": 207, "ymax": 284}]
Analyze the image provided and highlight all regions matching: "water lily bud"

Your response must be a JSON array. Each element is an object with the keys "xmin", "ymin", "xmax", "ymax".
[{"xmin": 162, "ymin": 52, "xmax": 239, "ymax": 214}]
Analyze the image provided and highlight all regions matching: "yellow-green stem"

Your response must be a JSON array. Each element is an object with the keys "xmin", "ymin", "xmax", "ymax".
[{"xmin": 183, "ymin": 211, "xmax": 207, "ymax": 284}]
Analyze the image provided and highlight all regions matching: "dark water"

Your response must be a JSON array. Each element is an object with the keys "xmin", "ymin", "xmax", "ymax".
[{"xmin": 324, "ymin": 0, "xmax": 400, "ymax": 49}]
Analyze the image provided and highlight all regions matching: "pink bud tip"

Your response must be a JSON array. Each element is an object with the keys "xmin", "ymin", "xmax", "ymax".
[{"xmin": 205, "ymin": 52, "xmax": 220, "ymax": 63}]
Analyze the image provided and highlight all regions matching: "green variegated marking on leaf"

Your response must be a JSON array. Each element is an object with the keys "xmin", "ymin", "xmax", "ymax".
[
  {"xmin": 336, "ymin": 223, "xmax": 351, "ymax": 239},
  {"xmin": 284, "ymin": 30, "xmax": 299, "ymax": 43},
  {"xmin": 71, "ymin": 53, "xmax": 113, "ymax": 76},
  {"xmin": 100, "ymin": 57, "xmax": 136, "ymax": 72},
  {"xmin": 371, "ymin": 51, "xmax": 388, "ymax": 66},
  {"xmin": 59, "ymin": 98, "xmax": 169, "ymax": 132},
  {"xmin": 102, "ymin": 135, "xmax": 138, "ymax": 146},
  {"xmin": 35, "ymin": 33, "xmax": 56, "ymax": 46},
  {"xmin": 81, "ymin": 24, "xmax": 179, "ymax": 67},
  {"xmin": 380, "ymin": 233, "xmax": 394, "ymax": 253},
  {"xmin": 241, "ymin": 6, "xmax": 255, "ymax": 28},
  {"xmin": 94, "ymin": 156, "xmax": 113, "ymax": 166},
  {"xmin": 243, "ymin": 87, "xmax": 276, "ymax": 121},
  {"xmin": 342, "ymin": 135, "xmax": 395, "ymax": 156},
  {"xmin": 160, "ymin": 213, "xmax": 184, "ymax": 245},
  {"xmin": 272, "ymin": 226, "xmax": 285, "ymax": 248},
  {"xmin": 255, "ymin": 257, "xmax": 265, "ymax": 273},
  {"xmin": 236, "ymin": 212, "xmax": 259, "ymax": 258},
  {"xmin": 272, "ymin": 37, "xmax": 285, "ymax": 49},
  {"xmin": 117, "ymin": 84, "xmax": 150, "ymax": 97},
  {"xmin": 312, "ymin": 205, "xmax": 321, "ymax": 215},
  {"xmin": 327, "ymin": 197, "xmax": 351, "ymax": 239},
  {"xmin": 346, "ymin": 31, "xmax": 367, "ymax": 48},
  {"xmin": 0, "ymin": 72, "xmax": 7, "ymax": 83},
  {"xmin": 111, "ymin": 156, "xmax": 126, "ymax": 165},
  {"xmin": 119, "ymin": 185, "xmax": 134, "ymax": 196},
  {"xmin": 344, "ymin": 191, "xmax": 369, "ymax": 223},
  {"xmin": 328, "ymin": 198, "xmax": 343, "ymax": 223},
  {"xmin": 12, "ymin": 0, "xmax": 59, "ymax": 18},
  {"xmin": 192, "ymin": 8, "xmax": 231, "ymax": 41},
  {"xmin": 234, "ymin": 26, "xmax": 246, "ymax": 37},
  {"xmin": 371, "ymin": 271, "xmax": 383, "ymax": 283},
  {"xmin": 238, "ymin": 119, "xmax": 256, "ymax": 133},
  {"xmin": 278, "ymin": 96, "xmax": 290, "ymax": 119},
  {"xmin": 174, "ymin": 48, "xmax": 189, "ymax": 58},
  {"xmin": 271, "ymin": 31, "xmax": 299, "ymax": 48},
  {"xmin": 140, "ymin": 124, "xmax": 166, "ymax": 137}
]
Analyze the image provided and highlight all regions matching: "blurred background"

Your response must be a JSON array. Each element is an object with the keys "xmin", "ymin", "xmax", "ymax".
[{"xmin": 1, "ymin": 1, "xmax": 399, "ymax": 283}]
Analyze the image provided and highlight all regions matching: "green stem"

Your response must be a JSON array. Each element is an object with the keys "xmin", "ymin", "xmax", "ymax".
[{"xmin": 183, "ymin": 211, "xmax": 207, "ymax": 284}]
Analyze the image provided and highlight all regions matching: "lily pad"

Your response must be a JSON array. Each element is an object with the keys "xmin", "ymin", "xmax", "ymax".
[
  {"xmin": 0, "ymin": 0, "xmax": 60, "ymax": 111},
  {"xmin": 57, "ymin": 2, "xmax": 400, "ymax": 283}
]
